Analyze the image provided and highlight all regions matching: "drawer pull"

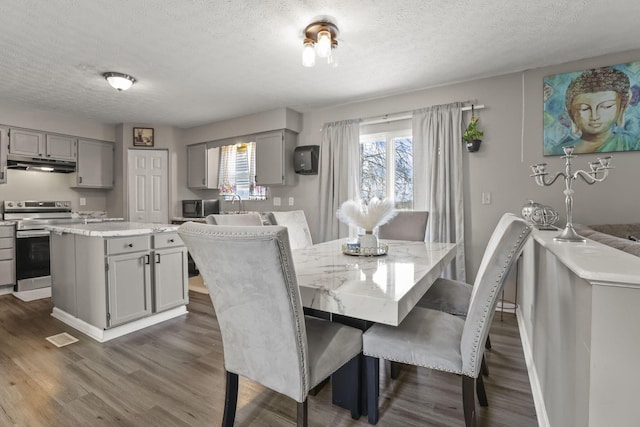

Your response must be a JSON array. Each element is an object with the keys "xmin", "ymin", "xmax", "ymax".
[
  {"xmin": 168, "ymin": 239, "xmax": 174, "ymax": 243},
  {"xmin": 127, "ymin": 243, "xmax": 134, "ymax": 248}
]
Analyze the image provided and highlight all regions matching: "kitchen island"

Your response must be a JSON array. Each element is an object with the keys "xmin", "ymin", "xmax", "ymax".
[{"xmin": 46, "ymin": 222, "xmax": 189, "ymax": 342}]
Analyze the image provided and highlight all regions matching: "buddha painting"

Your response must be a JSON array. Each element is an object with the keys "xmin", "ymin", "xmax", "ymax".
[{"xmin": 544, "ymin": 63, "xmax": 640, "ymax": 155}]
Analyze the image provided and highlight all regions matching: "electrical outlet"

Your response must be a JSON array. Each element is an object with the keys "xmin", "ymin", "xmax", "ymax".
[
  {"xmin": 273, "ymin": 197, "xmax": 281, "ymax": 206},
  {"xmin": 79, "ymin": 197, "xmax": 86, "ymax": 206},
  {"xmin": 482, "ymin": 192, "xmax": 492, "ymax": 205},
  {"xmin": 288, "ymin": 197, "xmax": 294, "ymax": 206}
]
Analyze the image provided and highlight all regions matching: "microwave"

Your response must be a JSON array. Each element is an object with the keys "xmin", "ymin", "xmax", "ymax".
[{"xmin": 182, "ymin": 199, "xmax": 220, "ymax": 218}]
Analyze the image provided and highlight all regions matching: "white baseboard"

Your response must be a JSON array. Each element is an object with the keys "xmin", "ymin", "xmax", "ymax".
[
  {"xmin": 52, "ymin": 306, "xmax": 188, "ymax": 343},
  {"xmin": 13, "ymin": 287, "xmax": 51, "ymax": 301},
  {"xmin": 516, "ymin": 307, "xmax": 550, "ymax": 427}
]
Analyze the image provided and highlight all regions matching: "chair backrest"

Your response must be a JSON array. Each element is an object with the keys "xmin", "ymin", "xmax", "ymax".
[
  {"xmin": 460, "ymin": 213, "xmax": 531, "ymax": 377},
  {"xmin": 378, "ymin": 211, "xmax": 429, "ymax": 241},
  {"xmin": 270, "ymin": 210, "xmax": 313, "ymax": 250},
  {"xmin": 205, "ymin": 212, "xmax": 263, "ymax": 226},
  {"xmin": 177, "ymin": 223, "xmax": 311, "ymax": 402}
]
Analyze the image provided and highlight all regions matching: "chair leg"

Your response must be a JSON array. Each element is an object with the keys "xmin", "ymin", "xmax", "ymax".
[
  {"xmin": 222, "ymin": 371, "xmax": 239, "ymax": 427},
  {"xmin": 485, "ymin": 335, "xmax": 492, "ymax": 349},
  {"xmin": 462, "ymin": 376, "xmax": 478, "ymax": 427},
  {"xmin": 476, "ymin": 374, "xmax": 488, "ymax": 407},
  {"xmin": 366, "ymin": 356, "xmax": 380, "ymax": 425},
  {"xmin": 297, "ymin": 400, "xmax": 308, "ymax": 427},
  {"xmin": 481, "ymin": 355, "xmax": 489, "ymax": 376},
  {"xmin": 390, "ymin": 361, "xmax": 401, "ymax": 379}
]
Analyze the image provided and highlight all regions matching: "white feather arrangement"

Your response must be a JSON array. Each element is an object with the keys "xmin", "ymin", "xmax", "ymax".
[{"xmin": 336, "ymin": 198, "xmax": 398, "ymax": 231}]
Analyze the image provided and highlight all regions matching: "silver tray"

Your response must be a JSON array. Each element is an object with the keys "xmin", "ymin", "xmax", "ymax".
[{"xmin": 342, "ymin": 243, "xmax": 388, "ymax": 257}]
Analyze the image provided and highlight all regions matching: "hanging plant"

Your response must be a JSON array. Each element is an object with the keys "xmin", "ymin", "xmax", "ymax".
[{"xmin": 463, "ymin": 116, "xmax": 484, "ymax": 152}]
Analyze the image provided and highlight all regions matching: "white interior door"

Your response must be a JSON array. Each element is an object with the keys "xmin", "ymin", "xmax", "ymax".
[{"xmin": 128, "ymin": 149, "xmax": 169, "ymax": 223}]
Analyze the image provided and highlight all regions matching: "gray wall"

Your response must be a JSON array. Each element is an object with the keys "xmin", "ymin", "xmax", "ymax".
[{"xmin": 289, "ymin": 48, "xmax": 640, "ymax": 285}]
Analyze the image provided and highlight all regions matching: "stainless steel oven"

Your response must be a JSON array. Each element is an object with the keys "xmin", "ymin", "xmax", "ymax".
[{"xmin": 3, "ymin": 200, "xmax": 73, "ymax": 292}]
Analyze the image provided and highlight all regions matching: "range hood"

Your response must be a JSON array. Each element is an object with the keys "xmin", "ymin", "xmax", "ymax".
[{"xmin": 7, "ymin": 154, "xmax": 76, "ymax": 173}]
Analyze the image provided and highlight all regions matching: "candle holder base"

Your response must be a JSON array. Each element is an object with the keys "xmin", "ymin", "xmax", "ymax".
[{"xmin": 554, "ymin": 224, "xmax": 586, "ymax": 243}]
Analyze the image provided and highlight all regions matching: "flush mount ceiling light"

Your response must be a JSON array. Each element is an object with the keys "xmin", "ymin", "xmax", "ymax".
[
  {"xmin": 103, "ymin": 72, "xmax": 136, "ymax": 91},
  {"xmin": 302, "ymin": 21, "xmax": 339, "ymax": 67}
]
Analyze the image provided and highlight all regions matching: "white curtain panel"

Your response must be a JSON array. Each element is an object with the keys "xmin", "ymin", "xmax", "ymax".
[
  {"xmin": 318, "ymin": 119, "xmax": 361, "ymax": 242},
  {"xmin": 412, "ymin": 102, "xmax": 466, "ymax": 281}
]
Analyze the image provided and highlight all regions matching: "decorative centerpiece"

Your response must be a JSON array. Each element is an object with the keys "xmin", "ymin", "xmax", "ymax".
[
  {"xmin": 530, "ymin": 146, "xmax": 613, "ymax": 242},
  {"xmin": 336, "ymin": 198, "xmax": 397, "ymax": 250}
]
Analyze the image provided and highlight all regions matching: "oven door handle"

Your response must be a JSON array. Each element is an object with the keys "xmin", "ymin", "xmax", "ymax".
[{"xmin": 16, "ymin": 230, "xmax": 51, "ymax": 238}]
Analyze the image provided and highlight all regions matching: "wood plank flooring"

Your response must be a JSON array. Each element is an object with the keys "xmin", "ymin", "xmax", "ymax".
[{"xmin": 0, "ymin": 291, "xmax": 537, "ymax": 426}]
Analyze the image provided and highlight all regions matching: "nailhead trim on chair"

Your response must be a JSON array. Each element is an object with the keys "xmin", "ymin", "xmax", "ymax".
[{"xmin": 465, "ymin": 225, "xmax": 530, "ymax": 376}]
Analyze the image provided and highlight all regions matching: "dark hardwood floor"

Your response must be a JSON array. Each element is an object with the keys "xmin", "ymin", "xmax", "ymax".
[{"xmin": 0, "ymin": 291, "xmax": 537, "ymax": 426}]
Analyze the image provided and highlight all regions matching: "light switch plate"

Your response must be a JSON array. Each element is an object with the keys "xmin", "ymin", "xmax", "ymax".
[
  {"xmin": 273, "ymin": 197, "xmax": 281, "ymax": 206},
  {"xmin": 288, "ymin": 197, "xmax": 294, "ymax": 206},
  {"xmin": 482, "ymin": 192, "xmax": 491, "ymax": 205},
  {"xmin": 79, "ymin": 197, "xmax": 86, "ymax": 206}
]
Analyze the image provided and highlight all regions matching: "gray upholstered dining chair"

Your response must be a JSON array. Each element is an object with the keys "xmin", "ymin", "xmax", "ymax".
[
  {"xmin": 205, "ymin": 212, "xmax": 263, "ymax": 226},
  {"xmin": 177, "ymin": 223, "xmax": 363, "ymax": 426},
  {"xmin": 378, "ymin": 210, "xmax": 429, "ymax": 241},
  {"xmin": 362, "ymin": 213, "xmax": 531, "ymax": 426},
  {"xmin": 270, "ymin": 210, "xmax": 313, "ymax": 250}
]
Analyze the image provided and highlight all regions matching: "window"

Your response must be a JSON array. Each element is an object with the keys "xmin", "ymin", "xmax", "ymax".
[
  {"xmin": 359, "ymin": 129, "xmax": 413, "ymax": 209},
  {"xmin": 218, "ymin": 142, "xmax": 267, "ymax": 200}
]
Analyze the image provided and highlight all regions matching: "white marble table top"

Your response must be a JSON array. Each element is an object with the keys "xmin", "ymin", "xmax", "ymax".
[
  {"xmin": 293, "ymin": 239, "xmax": 457, "ymax": 326},
  {"xmin": 45, "ymin": 221, "xmax": 179, "ymax": 237}
]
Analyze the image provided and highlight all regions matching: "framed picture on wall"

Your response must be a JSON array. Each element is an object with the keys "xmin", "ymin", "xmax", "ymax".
[
  {"xmin": 543, "ymin": 60, "xmax": 640, "ymax": 156},
  {"xmin": 133, "ymin": 127, "xmax": 154, "ymax": 147}
]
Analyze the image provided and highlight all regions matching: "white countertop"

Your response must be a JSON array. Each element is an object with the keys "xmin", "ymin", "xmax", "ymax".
[
  {"xmin": 46, "ymin": 221, "xmax": 179, "ymax": 237},
  {"xmin": 0, "ymin": 221, "xmax": 16, "ymax": 226},
  {"xmin": 533, "ymin": 229, "xmax": 640, "ymax": 286},
  {"xmin": 293, "ymin": 239, "xmax": 457, "ymax": 326}
]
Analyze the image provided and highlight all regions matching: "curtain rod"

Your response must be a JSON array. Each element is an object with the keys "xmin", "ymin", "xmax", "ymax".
[{"xmin": 360, "ymin": 103, "xmax": 485, "ymax": 126}]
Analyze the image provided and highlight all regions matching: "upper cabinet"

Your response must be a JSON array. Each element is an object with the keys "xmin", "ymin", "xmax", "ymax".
[
  {"xmin": 187, "ymin": 143, "xmax": 219, "ymax": 189},
  {"xmin": 0, "ymin": 128, "xmax": 7, "ymax": 184},
  {"xmin": 72, "ymin": 139, "xmax": 114, "ymax": 189},
  {"xmin": 9, "ymin": 128, "xmax": 77, "ymax": 162},
  {"xmin": 255, "ymin": 129, "xmax": 297, "ymax": 186}
]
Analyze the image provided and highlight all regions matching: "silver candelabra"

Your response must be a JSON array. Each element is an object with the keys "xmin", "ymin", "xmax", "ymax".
[{"xmin": 530, "ymin": 146, "xmax": 613, "ymax": 242}]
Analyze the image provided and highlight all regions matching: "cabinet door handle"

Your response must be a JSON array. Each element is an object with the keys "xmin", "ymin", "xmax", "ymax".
[
  {"xmin": 202, "ymin": 178, "xmax": 206, "ymax": 185},
  {"xmin": 156, "ymin": 253, "xmax": 161, "ymax": 263},
  {"xmin": 79, "ymin": 177, "xmax": 83, "ymax": 183},
  {"xmin": 144, "ymin": 254, "xmax": 150, "ymax": 264}
]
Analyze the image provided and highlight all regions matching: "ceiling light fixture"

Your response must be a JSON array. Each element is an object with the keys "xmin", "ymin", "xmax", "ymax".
[
  {"xmin": 103, "ymin": 72, "xmax": 136, "ymax": 91},
  {"xmin": 302, "ymin": 21, "xmax": 339, "ymax": 67}
]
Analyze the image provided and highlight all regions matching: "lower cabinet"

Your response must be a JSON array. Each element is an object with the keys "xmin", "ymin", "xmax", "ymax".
[
  {"xmin": 0, "ymin": 225, "xmax": 15, "ymax": 287},
  {"xmin": 51, "ymin": 232, "xmax": 188, "ymax": 330}
]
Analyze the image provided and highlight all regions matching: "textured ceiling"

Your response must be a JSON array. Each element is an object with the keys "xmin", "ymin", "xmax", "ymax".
[{"xmin": 1, "ymin": 0, "xmax": 640, "ymax": 128}]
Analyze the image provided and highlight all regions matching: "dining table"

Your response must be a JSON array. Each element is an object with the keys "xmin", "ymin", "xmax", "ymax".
[{"xmin": 292, "ymin": 238, "xmax": 457, "ymax": 416}]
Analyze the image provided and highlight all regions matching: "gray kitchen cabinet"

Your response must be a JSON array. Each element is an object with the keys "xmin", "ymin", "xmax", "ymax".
[
  {"xmin": 107, "ymin": 249, "xmax": 153, "ymax": 327},
  {"xmin": 45, "ymin": 134, "xmax": 77, "ymax": 161},
  {"xmin": 255, "ymin": 129, "xmax": 297, "ymax": 186},
  {"xmin": 8, "ymin": 128, "xmax": 77, "ymax": 161},
  {"xmin": 0, "ymin": 128, "xmax": 7, "ymax": 183},
  {"xmin": 187, "ymin": 143, "xmax": 220, "ymax": 189},
  {"xmin": 50, "ymin": 231, "xmax": 187, "ymax": 331},
  {"xmin": 152, "ymin": 233, "xmax": 188, "ymax": 312},
  {"xmin": 0, "ymin": 225, "xmax": 15, "ymax": 287},
  {"xmin": 73, "ymin": 139, "xmax": 114, "ymax": 188},
  {"xmin": 50, "ymin": 232, "xmax": 76, "ymax": 315}
]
